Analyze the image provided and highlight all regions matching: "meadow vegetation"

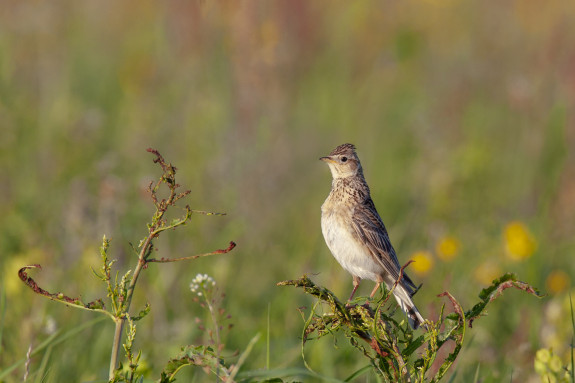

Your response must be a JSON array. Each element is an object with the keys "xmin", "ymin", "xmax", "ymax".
[{"xmin": 1, "ymin": 1, "xmax": 575, "ymax": 382}]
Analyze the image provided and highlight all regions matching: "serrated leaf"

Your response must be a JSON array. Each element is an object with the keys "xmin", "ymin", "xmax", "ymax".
[
  {"xmin": 132, "ymin": 303, "xmax": 151, "ymax": 321},
  {"xmin": 467, "ymin": 273, "xmax": 543, "ymax": 327}
]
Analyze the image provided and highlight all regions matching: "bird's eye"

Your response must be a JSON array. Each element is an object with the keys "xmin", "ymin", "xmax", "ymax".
[{"xmin": 341, "ymin": 156, "xmax": 348, "ymax": 162}]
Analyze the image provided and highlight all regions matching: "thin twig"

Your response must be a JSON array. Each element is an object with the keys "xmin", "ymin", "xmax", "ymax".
[{"xmin": 147, "ymin": 242, "xmax": 236, "ymax": 263}]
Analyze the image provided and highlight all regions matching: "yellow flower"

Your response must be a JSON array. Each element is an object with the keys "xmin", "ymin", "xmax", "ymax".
[
  {"xmin": 436, "ymin": 236, "xmax": 460, "ymax": 262},
  {"xmin": 410, "ymin": 251, "xmax": 434, "ymax": 277},
  {"xmin": 541, "ymin": 373, "xmax": 557, "ymax": 383},
  {"xmin": 534, "ymin": 348, "xmax": 569, "ymax": 383},
  {"xmin": 536, "ymin": 348, "xmax": 551, "ymax": 364},
  {"xmin": 474, "ymin": 261, "xmax": 502, "ymax": 285},
  {"xmin": 534, "ymin": 359, "xmax": 547, "ymax": 375},
  {"xmin": 504, "ymin": 221, "xmax": 537, "ymax": 261},
  {"xmin": 546, "ymin": 270, "xmax": 570, "ymax": 295},
  {"xmin": 548, "ymin": 355, "xmax": 563, "ymax": 373}
]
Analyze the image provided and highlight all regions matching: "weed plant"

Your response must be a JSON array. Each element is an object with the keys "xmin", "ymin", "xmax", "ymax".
[
  {"xmin": 279, "ymin": 273, "xmax": 543, "ymax": 382},
  {"xmin": 17, "ymin": 149, "xmax": 236, "ymax": 382}
]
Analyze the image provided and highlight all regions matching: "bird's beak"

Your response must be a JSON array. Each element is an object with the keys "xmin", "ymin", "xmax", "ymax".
[{"xmin": 319, "ymin": 156, "xmax": 336, "ymax": 163}]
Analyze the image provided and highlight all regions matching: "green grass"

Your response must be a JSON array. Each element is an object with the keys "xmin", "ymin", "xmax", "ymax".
[{"xmin": 1, "ymin": 2, "xmax": 575, "ymax": 382}]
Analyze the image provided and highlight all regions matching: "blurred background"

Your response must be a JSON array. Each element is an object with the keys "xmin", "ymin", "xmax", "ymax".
[{"xmin": 1, "ymin": 1, "xmax": 574, "ymax": 382}]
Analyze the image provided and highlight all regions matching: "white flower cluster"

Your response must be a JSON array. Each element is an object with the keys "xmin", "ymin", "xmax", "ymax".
[{"xmin": 190, "ymin": 273, "xmax": 216, "ymax": 296}]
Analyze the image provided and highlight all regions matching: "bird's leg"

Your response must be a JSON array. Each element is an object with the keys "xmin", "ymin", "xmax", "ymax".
[
  {"xmin": 348, "ymin": 276, "xmax": 361, "ymax": 302},
  {"xmin": 369, "ymin": 282, "xmax": 381, "ymax": 299}
]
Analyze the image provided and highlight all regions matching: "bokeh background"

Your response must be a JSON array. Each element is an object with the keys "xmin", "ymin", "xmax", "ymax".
[{"xmin": 1, "ymin": 1, "xmax": 574, "ymax": 382}]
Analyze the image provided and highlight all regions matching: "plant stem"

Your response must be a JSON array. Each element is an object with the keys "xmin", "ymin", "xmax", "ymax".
[
  {"xmin": 106, "ymin": 150, "xmax": 235, "ymax": 381},
  {"xmin": 202, "ymin": 287, "xmax": 221, "ymax": 381},
  {"xmin": 108, "ymin": 236, "xmax": 152, "ymax": 380},
  {"xmin": 109, "ymin": 317, "xmax": 124, "ymax": 379}
]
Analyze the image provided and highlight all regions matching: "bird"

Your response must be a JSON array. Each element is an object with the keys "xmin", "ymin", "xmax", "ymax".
[{"xmin": 320, "ymin": 143, "xmax": 425, "ymax": 329}]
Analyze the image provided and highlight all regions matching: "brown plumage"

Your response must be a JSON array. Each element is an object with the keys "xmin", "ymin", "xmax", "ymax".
[{"xmin": 320, "ymin": 143, "xmax": 425, "ymax": 329}]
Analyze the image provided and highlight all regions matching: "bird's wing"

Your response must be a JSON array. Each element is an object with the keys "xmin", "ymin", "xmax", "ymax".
[{"xmin": 350, "ymin": 198, "xmax": 418, "ymax": 292}]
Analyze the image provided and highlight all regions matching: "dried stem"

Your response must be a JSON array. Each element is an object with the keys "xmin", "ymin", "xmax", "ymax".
[
  {"xmin": 147, "ymin": 242, "xmax": 236, "ymax": 263},
  {"xmin": 18, "ymin": 265, "xmax": 111, "ymax": 318},
  {"xmin": 108, "ymin": 149, "xmax": 236, "ymax": 380}
]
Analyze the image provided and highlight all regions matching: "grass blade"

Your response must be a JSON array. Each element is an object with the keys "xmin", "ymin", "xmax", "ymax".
[
  {"xmin": 344, "ymin": 364, "xmax": 372, "ymax": 381},
  {"xmin": 473, "ymin": 363, "xmax": 480, "ymax": 383},
  {"xmin": 0, "ymin": 288, "xmax": 5, "ymax": 356},
  {"xmin": 570, "ymin": 293, "xmax": 574, "ymax": 383},
  {"xmin": 0, "ymin": 316, "xmax": 106, "ymax": 380},
  {"xmin": 33, "ymin": 344, "xmax": 52, "ymax": 383},
  {"xmin": 228, "ymin": 333, "xmax": 261, "ymax": 381},
  {"xmin": 267, "ymin": 302, "xmax": 271, "ymax": 370}
]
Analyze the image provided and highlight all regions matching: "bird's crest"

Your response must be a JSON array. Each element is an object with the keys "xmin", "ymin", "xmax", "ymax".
[{"xmin": 329, "ymin": 143, "xmax": 356, "ymax": 156}]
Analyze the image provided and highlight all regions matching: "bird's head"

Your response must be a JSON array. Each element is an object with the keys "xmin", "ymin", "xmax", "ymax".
[{"xmin": 320, "ymin": 143, "xmax": 362, "ymax": 179}]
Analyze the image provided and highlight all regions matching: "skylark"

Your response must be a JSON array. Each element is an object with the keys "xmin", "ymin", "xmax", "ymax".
[{"xmin": 320, "ymin": 143, "xmax": 425, "ymax": 329}]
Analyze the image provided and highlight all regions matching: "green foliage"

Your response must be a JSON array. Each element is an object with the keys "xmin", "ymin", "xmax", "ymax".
[
  {"xmin": 16, "ymin": 150, "xmax": 236, "ymax": 382},
  {"xmin": 279, "ymin": 273, "xmax": 542, "ymax": 382},
  {"xmin": 1, "ymin": 3, "xmax": 574, "ymax": 381},
  {"xmin": 160, "ymin": 345, "xmax": 229, "ymax": 383},
  {"xmin": 466, "ymin": 272, "xmax": 544, "ymax": 327}
]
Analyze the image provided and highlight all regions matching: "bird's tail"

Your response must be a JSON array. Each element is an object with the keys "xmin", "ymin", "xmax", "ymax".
[{"xmin": 392, "ymin": 283, "xmax": 426, "ymax": 330}]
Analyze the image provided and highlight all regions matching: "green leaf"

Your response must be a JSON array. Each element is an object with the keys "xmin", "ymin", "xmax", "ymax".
[
  {"xmin": 402, "ymin": 334, "xmax": 425, "ymax": 357},
  {"xmin": 282, "ymin": 273, "xmax": 542, "ymax": 382},
  {"xmin": 132, "ymin": 302, "xmax": 151, "ymax": 321},
  {"xmin": 159, "ymin": 345, "xmax": 228, "ymax": 383},
  {"xmin": 468, "ymin": 273, "xmax": 543, "ymax": 327}
]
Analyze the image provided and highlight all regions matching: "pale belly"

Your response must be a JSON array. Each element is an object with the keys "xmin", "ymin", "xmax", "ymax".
[{"xmin": 321, "ymin": 209, "xmax": 383, "ymax": 282}]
